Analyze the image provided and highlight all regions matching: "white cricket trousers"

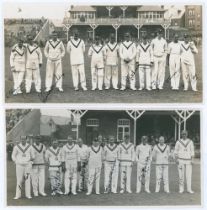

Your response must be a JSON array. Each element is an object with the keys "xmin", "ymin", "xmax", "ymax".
[
  {"xmin": 49, "ymin": 169, "xmax": 61, "ymax": 193},
  {"xmin": 45, "ymin": 59, "xmax": 63, "ymax": 89},
  {"xmin": 15, "ymin": 164, "xmax": 31, "ymax": 198},
  {"xmin": 177, "ymin": 160, "xmax": 193, "ymax": 192},
  {"xmin": 12, "ymin": 71, "xmax": 25, "ymax": 91},
  {"xmin": 136, "ymin": 163, "xmax": 150, "ymax": 192},
  {"xmin": 25, "ymin": 69, "xmax": 41, "ymax": 92},
  {"xmin": 87, "ymin": 167, "xmax": 101, "ymax": 194},
  {"xmin": 155, "ymin": 165, "xmax": 169, "ymax": 192},
  {"xmin": 71, "ymin": 64, "xmax": 87, "ymax": 89},
  {"xmin": 121, "ymin": 62, "xmax": 135, "ymax": 89},
  {"xmin": 91, "ymin": 68, "xmax": 104, "ymax": 90},
  {"xmin": 169, "ymin": 54, "xmax": 180, "ymax": 89},
  {"xmin": 120, "ymin": 164, "xmax": 132, "ymax": 192},
  {"xmin": 31, "ymin": 165, "xmax": 45, "ymax": 195},
  {"xmin": 64, "ymin": 167, "xmax": 77, "ymax": 194},
  {"xmin": 78, "ymin": 162, "xmax": 88, "ymax": 191},
  {"xmin": 104, "ymin": 65, "xmax": 118, "ymax": 89},
  {"xmin": 152, "ymin": 55, "xmax": 166, "ymax": 89},
  {"xmin": 104, "ymin": 161, "xmax": 119, "ymax": 193},
  {"xmin": 181, "ymin": 60, "xmax": 197, "ymax": 91},
  {"xmin": 139, "ymin": 65, "xmax": 151, "ymax": 89}
]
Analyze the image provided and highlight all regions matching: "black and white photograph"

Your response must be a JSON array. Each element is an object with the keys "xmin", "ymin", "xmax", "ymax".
[
  {"xmin": 6, "ymin": 109, "xmax": 201, "ymax": 206},
  {"xmin": 4, "ymin": 3, "xmax": 203, "ymax": 103}
]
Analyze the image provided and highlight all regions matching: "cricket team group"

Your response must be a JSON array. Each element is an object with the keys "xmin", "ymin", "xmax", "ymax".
[
  {"xmin": 9, "ymin": 29, "xmax": 199, "ymax": 95},
  {"xmin": 11, "ymin": 130, "xmax": 195, "ymax": 200}
]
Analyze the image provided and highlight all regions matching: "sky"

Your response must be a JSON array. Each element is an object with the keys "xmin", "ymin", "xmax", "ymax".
[{"xmin": 3, "ymin": 2, "xmax": 70, "ymax": 19}]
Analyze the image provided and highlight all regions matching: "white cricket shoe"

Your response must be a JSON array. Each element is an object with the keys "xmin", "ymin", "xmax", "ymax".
[
  {"xmin": 120, "ymin": 189, "xmax": 124, "ymax": 194},
  {"xmin": 82, "ymin": 87, "xmax": 87, "ymax": 91},
  {"xmin": 130, "ymin": 87, "xmax": 137, "ymax": 91},
  {"xmin": 179, "ymin": 190, "xmax": 184, "ymax": 194},
  {"xmin": 145, "ymin": 189, "xmax": 151, "ymax": 193},
  {"xmin": 13, "ymin": 196, "xmax": 21, "ymax": 200},
  {"xmin": 39, "ymin": 192, "xmax": 47, "ymax": 196},
  {"xmin": 187, "ymin": 190, "xmax": 194, "ymax": 194},
  {"xmin": 26, "ymin": 196, "xmax": 32, "ymax": 199},
  {"xmin": 45, "ymin": 88, "xmax": 51, "ymax": 92},
  {"xmin": 86, "ymin": 192, "xmax": 91, "ymax": 195},
  {"xmin": 58, "ymin": 88, "xmax": 64, "ymax": 92},
  {"xmin": 74, "ymin": 87, "xmax": 79, "ymax": 91}
]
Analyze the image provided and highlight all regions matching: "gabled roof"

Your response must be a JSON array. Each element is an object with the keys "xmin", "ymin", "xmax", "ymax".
[
  {"xmin": 137, "ymin": 6, "xmax": 166, "ymax": 12},
  {"xmin": 69, "ymin": 6, "xmax": 96, "ymax": 12}
]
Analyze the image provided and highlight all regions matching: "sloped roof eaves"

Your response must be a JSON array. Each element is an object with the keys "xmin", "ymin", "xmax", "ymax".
[
  {"xmin": 70, "ymin": 6, "xmax": 96, "ymax": 12},
  {"xmin": 137, "ymin": 6, "xmax": 166, "ymax": 12}
]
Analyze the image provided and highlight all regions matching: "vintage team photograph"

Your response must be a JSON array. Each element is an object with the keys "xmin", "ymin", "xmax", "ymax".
[
  {"xmin": 6, "ymin": 109, "xmax": 201, "ymax": 206},
  {"xmin": 4, "ymin": 3, "xmax": 203, "ymax": 103}
]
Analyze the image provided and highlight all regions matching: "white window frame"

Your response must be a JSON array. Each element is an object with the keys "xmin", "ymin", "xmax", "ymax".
[
  {"xmin": 86, "ymin": 118, "xmax": 99, "ymax": 127},
  {"xmin": 117, "ymin": 119, "xmax": 130, "ymax": 142}
]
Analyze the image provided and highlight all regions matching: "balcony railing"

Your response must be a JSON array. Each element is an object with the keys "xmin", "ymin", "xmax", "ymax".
[{"xmin": 63, "ymin": 17, "xmax": 171, "ymax": 26}]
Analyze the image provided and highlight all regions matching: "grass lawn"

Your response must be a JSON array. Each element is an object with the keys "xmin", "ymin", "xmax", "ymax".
[
  {"xmin": 7, "ymin": 160, "xmax": 201, "ymax": 206},
  {"xmin": 4, "ymin": 45, "xmax": 202, "ymax": 103}
]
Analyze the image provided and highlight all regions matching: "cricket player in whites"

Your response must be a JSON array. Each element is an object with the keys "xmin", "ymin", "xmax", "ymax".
[
  {"xmin": 119, "ymin": 32, "xmax": 137, "ymax": 90},
  {"xmin": 118, "ymin": 134, "xmax": 135, "ymax": 193},
  {"xmin": 44, "ymin": 31, "xmax": 65, "ymax": 92},
  {"xmin": 77, "ymin": 138, "xmax": 88, "ymax": 192},
  {"xmin": 152, "ymin": 136, "xmax": 170, "ymax": 193},
  {"xmin": 88, "ymin": 36, "xmax": 105, "ymax": 90},
  {"xmin": 10, "ymin": 38, "xmax": 26, "ymax": 95},
  {"xmin": 136, "ymin": 136, "xmax": 152, "ymax": 193},
  {"xmin": 25, "ymin": 35, "xmax": 42, "ymax": 93},
  {"xmin": 62, "ymin": 136, "xmax": 80, "ymax": 195},
  {"xmin": 167, "ymin": 34, "xmax": 181, "ymax": 90},
  {"xmin": 67, "ymin": 30, "xmax": 87, "ymax": 91},
  {"xmin": 151, "ymin": 29, "xmax": 167, "ymax": 90},
  {"xmin": 45, "ymin": 139, "xmax": 64, "ymax": 196},
  {"xmin": 174, "ymin": 130, "xmax": 195, "ymax": 194},
  {"xmin": 86, "ymin": 138, "xmax": 104, "ymax": 195},
  {"xmin": 180, "ymin": 34, "xmax": 198, "ymax": 91},
  {"xmin": 12, "ymin": 136, "xmax": 34, "ymax": 199},
  {"xmin": 31, "ymin": 135, "xmax": 47, "ymax": 197},
  {"xmin": 103, "ymin": 135, "xmax": 119, "ymax": 194},
  {"xmin": 104, "ymin": 33, "xmax": 119, "ymax": 90},
  {"xmin": 136, "ymin": 34, "xmax": 153, "ymax": 91}
]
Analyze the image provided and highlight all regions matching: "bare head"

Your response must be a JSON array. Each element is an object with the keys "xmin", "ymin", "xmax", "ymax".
[
  {"xmin": 124, "ymin": 32, "xmax": 130, "ymax": 42},
  {"xmin": 73, "ymin": 30, "xmax": 79, "ymax": 40},
  {"xmin": 124, "ymin": 134, "xmax": 130, "ymax": 144},
  {"xmin": 108, "ymin": 135, "xmax": 115, "ymax": 145},
  {"xmin": 77, "ymin": 138, "xmax": 83, "ymax": 146},
  {"xmin": 141, "ymin": 136, "xmax": 148, "ymax": 145},
  {"xmin": 18, "ymin": 38, "xmax": 24, "ymax": 48},
  {"xmin": 52, "ymin": 139, "xmax": 58, "ymax": 148},
  {"xmin": 93, "ymin": 138, "xmax": 99, "ymax": 147},
  {"xmin": 159, "ymin": 136, "xmax": 165, "ymax": 145},
  {"xmin": 27, "ymin": 35, "xmax": 33, "ymax": 45},
  {"xmin": 181, "ymin": 130, "xmax": 188, "ymax": 140},
  {"xmin": 174, "ymin": 34, "xmax": 179, "ymax": 43},
  {"xmin": 109, "ymin": 33, "xmax": 115, "ymax": 43},
  {"xmin": 67, "ymin": 136, "xmax": 73, "ymax": 145},
  {"xmin": 34, "ymin": 135, "xmax": 41, "ymax": 145},
  {"xmin": 51, "ymin": 31, "xmax": 58, "ymax": 41},
  {"xmin": 157, "ymin": 29, "xmax": 163, "ymax": 39},
  {"xmin": 21, "ymin": 135, "xmax": 27, "ymax": 145}
]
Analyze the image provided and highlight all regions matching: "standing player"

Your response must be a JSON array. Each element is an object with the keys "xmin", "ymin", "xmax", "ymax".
[
  {"xmin": 25, "ymin": 35, "xmax": 42, "ymax": 93},
  {"xmin": 135, "ymin": 136, "xmax": 152, "ymax": 193},
  {"xmin": 168, "ymin": 34, "xmax": 181, "ymax": 90},
  {"xmin": 77, "ymin": 138, "xmax": 88, "ymax": 192},
  {"xmin": 44, "ymin": 31, "xmax": 65, "ymax": 92},
  {"xmin": 180, "ymin": 34, "xmax": 198, "ymax": 91},
  {"xmin": 31, "ymin": 135, "xmax": 47, "ymax": 197},
  {"xmin": 12, "ymin": 136, "xmax": 34, "ymax": 199},
  {"xmin": 67, "ymin": 30, "xmax": 87, "ymax": 91},
  {"xmin": 136, "ymin": 34, "xmax": 154, "ymax": 91},
  {"xmin": 10, "ymin": 38, "xmax": 26, "ymax": 95},
  {"xmin": 174, "ymin": 130, "xmax": 195, "ymax": 193},
  {"xmin": 152, "ymin": 136, "xmax": 170, "ymax": 193},
  {"xmin": 119, "ymin": 32, "xmax": 137, "ymax": 90},
  {"xmin": 103, "ymin": 135, "xmax": 119, "ymax": 194},
  {"xmin": 45, "ymin": 139, "xmax": 64, "ymax": 196},
  {"xmin": 118, "ymin": 134, "xmax": 135, "ymax": 193},
  {"xmin": 61, "ymin": 136, "xmax": 80, "ymax": 195},
  {"xmin": 104, "ymin": 33, "xmax": 119, "ymax": 90},
  {"xmin": 151, "ymin": 29, "xmax": 167, "ymax": 90},
  {"xmin": 88, "ymin": 36, "xmax": 105, "ymax": 90},
  {"xmin": 86, "ymin": 138, "xmax": 104, "ymax": 195}
]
